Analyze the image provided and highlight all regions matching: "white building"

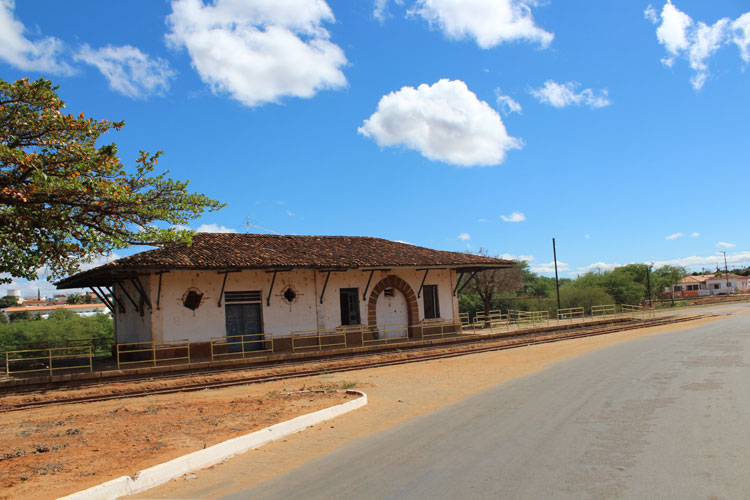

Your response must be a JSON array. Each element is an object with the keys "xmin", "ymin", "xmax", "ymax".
[
  {"xmin": 671, "ymin": 273, "xmax": 750, "ymax": 298},
  {"xmin": 56, "ymin": 234, "xmax": 510, "ymax": 355}
]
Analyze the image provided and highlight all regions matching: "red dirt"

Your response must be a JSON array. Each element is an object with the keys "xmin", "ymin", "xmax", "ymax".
[{"xmin": 0, "ymin": 384, "xmax": 351, "ymax": 500}]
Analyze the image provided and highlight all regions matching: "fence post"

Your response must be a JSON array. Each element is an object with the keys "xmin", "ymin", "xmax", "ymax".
[
  {"xmin": 5, "ymin": 351, "xmax": 8, "ymax": 377},
  {"xmin": 88, "ymin": 346, "xmax": 93, "ymax": 373},
  {"xmin": 48, "ymin": 349, "xmax": 53, "ymax": 376},
  {"xmin": 152, "ymin": 343, "xmax": 156, "ymax": 367}
]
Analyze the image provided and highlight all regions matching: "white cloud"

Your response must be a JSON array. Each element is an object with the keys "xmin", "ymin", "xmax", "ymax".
[
  {"xmin": 665, "ymin": 232, "xmax": 684, "ymax": 240},
  {"xmin": 75, "ymin": 45, "xmax": 175, "ymax": 99},
  {"xmin": 373, "ymin": 0, "xmax": 389, "ymax": 22},
  {"xmin": 530, "ymin": 80, "xmax": 611, "ymax": 109},
  {"xmin": 652, "ymin": 250, "xmax": 750, "ymax": 270},
  {"xmin": 0, "ymin": 0, "xmax": 72, "ymax": 74},
  {"xmin": 411, "ymin": 0, "xmax": 553, "ymax": 49},
  {"xmin": 457, "ymin": 232, "xmax": 470, "ymax": 241},
  {"xmin": 500, "ymin": 211, "xmax": 525, "ymax": 222},
  {"xmin": 717, "ymin": 241, "xmax": 736, "ymax": 248},
  {"xmin": 531, "ymin": 260, "xmax": 569, "ymax": 274},
  {"xmin": 644, "ymin": 5, "xmax": 659, "ymax": 25},
  {"xmin": 477, "ymin": 218, "xmax": 488, "ymax": 223},
  {"xmin": 196, "ymin": 224, "xmax": 237, "ymax": 233},
  {"xmin": 577, "ymin": 261, "xmax": 618, "ymax": 273},
  {"xmin": 733, "ymin": 13, "xmax": 750, "ymax": 63},
  {"xmin": 286, "ymin": 210, "xmax": 295, "ymax": 217},
  {"xmin": 498, "ymin": 253, "xmax": 534, "ymax": 262},
  {"xmin": 358, "ymin": 79, "xmax": 522, "ymax": 167},
  {"xmin": 166, "ymin": 0, "xmax": 348, "ymax": 107},
  {"xmin": 691, "ymin": 232, "xmax": 700, "ymax": 237},
  {"xmin": 495, "ymin": 87, "xmax": 522, "ymax": 115},
  {"xmin": 647, "ymin": 2, "xmax": 750, "ymax": 90}
]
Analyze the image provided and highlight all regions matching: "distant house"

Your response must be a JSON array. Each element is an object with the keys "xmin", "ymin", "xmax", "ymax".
[
  {"xmin": 671, "ymin": 273, "xmax": 750, "ymax": 298},
  {"xmin": 56, "ymin": 234, "xmax": 510, "ymax": 354},
  {"xmin": 1, "ymin": 303, "xmax": 110, "ymax": 319}
]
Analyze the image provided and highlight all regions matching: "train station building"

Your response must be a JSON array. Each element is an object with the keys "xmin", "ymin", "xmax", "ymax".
[{"xmin": 56, "ymin": 234, "xmax": 510, "ymax": 356}]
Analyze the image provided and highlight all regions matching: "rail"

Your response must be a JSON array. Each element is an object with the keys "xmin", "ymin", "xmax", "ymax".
[
  {"xmin": 591, "ymin": 304, "xmax": 617, "ymax": 318},
  {"xmin": 413, "ymin": 321, "xmax": 463, "ymax": 340},
  {"xmin": 365, "ymin": 323, "xmax": 408, "ymax": 345},
  {"xmin": 5, "ymin": 346, "xmax": 92, "ymax": 376},
  {"xmin": 557, "ymin": 307, "xmax": 585, "ymax": 321},
  {"xmin": 515, "ymin": 310, "xmax": 549, "ymax": 325},
  {"xmin": 116, "ymin": 339, "xmax": 190, "ymax": 369},
  {"xmin": 210, "ymin": 333, "xmax": 274, "ymax": 360},
  {"xmin": 291, "ymin": 329, "xmax": 347, "ymax": 352}
]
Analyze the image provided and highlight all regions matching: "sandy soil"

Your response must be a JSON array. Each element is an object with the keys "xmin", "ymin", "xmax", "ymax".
[
  {"xmin": 0, "ymin": 385, "xmax": 353, "ymax": 500},
  {"xmin": 132, "ymin": 314, "xmax": 724, "ymax": 499}
]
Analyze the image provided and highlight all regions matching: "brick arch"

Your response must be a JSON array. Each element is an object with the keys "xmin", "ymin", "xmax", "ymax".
[{"xmin": 367, "ymin": 275, "xmax": 419, "ymax": 328}]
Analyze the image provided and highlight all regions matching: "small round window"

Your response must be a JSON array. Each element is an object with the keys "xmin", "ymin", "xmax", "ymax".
[{"xmin": 283, "ymin": 287, "xmax": 296, "ymax": 303}]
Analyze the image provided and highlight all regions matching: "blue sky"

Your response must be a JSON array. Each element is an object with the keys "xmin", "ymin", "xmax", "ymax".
[{"xmin": 1, "ymin": 0, "xmax": 749, "ymax": 297}]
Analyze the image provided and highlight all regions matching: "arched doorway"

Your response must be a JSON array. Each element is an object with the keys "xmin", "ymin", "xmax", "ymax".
[
  {"xmin": 376, "ymin": 288, "xmax": 408, "ymax": 338},
  {"xmin": 368, "ymin": 275, "xmax": 419, "ymax": 337}
]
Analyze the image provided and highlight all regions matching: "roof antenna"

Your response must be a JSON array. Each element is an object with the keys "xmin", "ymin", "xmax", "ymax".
[{"xmin": 242, "ymin": 216, "xmax": 283, "ymax": 235}]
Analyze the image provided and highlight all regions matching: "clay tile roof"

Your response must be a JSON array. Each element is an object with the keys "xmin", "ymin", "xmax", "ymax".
[{"xmin": 57, "ymin": 234, "xmax": 513, "ymax": 288}]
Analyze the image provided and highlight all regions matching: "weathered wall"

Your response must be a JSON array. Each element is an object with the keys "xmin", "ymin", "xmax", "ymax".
[
  {"xmin": 114, "ymin": 276, "xmax": 152, "ymax": 344},
  {"xmin": 114, "ymin": 268, "xmax": 459, "ymax": 344}
]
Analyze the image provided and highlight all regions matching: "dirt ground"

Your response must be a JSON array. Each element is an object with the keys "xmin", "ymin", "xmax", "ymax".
[
  {"xmin": 0, "ymin": 313, "xmax": 727, "ymax": 500},
  {"xmin": 0, "ymin": 384, "xmax": 353, "ymax": 500}
]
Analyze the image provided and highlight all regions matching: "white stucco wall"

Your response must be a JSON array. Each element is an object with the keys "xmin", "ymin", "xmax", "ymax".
[
  {"xmin": 114, "ymin": 277, "xmax": 152, "ymax": 344},
  {"xmin": 113, "ymin": 268, "xmax": 459, "ymax": 344}
]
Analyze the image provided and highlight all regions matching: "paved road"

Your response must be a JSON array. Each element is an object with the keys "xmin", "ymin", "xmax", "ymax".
[{"xmin": 217, "ymin": 307, "xmax": 750, "ymax": 500}]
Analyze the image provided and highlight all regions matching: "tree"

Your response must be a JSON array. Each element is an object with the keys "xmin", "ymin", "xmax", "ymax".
[
  {"xmin": 8, "ymin": 310, "xmax": 31, "ymax": 322},
  {"xmin": 0, "ymin": 77, "xmax": 224, "ymax": 282},
  {"xmin": 66, "ymin": 293, "xmax": 85, "ymax": 305},
  {"xmin": 0, "ymin": 295, "xmax": 19, "ymax": 308},
  {"xmin": 465, "ymin": 250, "xmax": 524, "ymax": 317},
  {"xmin": 652, "ymin": 265, "xmax": 687, "ymax": 298},
  {"xmin": 559, "ymin": 283, "xmax": 614, "ymax": 313}
]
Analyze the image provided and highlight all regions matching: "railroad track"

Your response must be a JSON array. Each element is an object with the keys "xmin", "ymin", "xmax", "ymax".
[{"xmin": 0, "ymin": 314, "xmax": 712, "ymax": 412}]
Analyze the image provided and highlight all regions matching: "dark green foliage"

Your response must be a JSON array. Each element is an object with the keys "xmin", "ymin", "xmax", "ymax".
[
  {"xmin": 0, "ymin": 313, "xmax": 113, "ymax": 357},
  {"xmin": 459, "ymin": 261, "xmax": 687, "ymax": 317},
  {"xmin": 559, "ymin": 284, "xmax": 615, "ymax": 313},
  {"xmin": 8, "ymin": 310, "xmax": 31, "ymax": 322},
  {"xmin": 0, "ymin": 295, "xmax": 19, "ymax": 308},
  {"xmin": 1, "ymin": 77, "xmax": 224, "ymax": 282},
  {"xmin": 65, "ymin": 294, "xmax": 85, "ymax": 305}
]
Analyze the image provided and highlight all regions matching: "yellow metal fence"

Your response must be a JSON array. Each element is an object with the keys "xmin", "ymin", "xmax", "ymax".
[
  {"xmin": 210, "ymin": 333, "xmax": 274, "ymax": 359},
  {"xmin": 5, "ymin": 346, "xmax": 92, "ymax": 376},
  {"xmin": 116, "ymin": 339, "xmax": 190, "ymax": 369},
  {"xmin": 557, "ymin": 307, "xmax": 585, "ymax": 321}
]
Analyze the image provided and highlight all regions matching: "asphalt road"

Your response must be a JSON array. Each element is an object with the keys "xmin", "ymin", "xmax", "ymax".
[{"xmin": 217, "ymin": 307, "xmax": 750, "ymax": 500}]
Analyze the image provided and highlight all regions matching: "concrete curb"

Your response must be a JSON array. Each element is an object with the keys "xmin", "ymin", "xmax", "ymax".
[{"xmin": 56, "ymin": 390, "xmax": 367, "ymax": 500}]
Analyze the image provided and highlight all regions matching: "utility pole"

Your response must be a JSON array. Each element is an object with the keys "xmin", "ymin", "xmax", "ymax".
[
  {"xmin": 722, "ymin": 251, "xmax": 729, "ymax": 288},
  {"xmin": 645, "ymin": 263, "xmax": 652, "ymax": 308},
  {"xmin": 552, "ymin": 238, "xmax": 561, "ymax": 312}
]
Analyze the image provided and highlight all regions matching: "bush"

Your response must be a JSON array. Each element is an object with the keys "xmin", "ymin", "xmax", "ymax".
[
  {"xmin": 559, "ymin": 284, "xmax": 615, "ymax": 314},
  {"xmin": 0, "ymin": 313, "xmax": 114, "ymax": 357}
]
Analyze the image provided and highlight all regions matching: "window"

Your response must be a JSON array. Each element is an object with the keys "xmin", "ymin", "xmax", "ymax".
[
  {"xmin": 687, "ymin": 284, "xmax": 699, "ymax": 291},
  {"xmin": 340, "ymin": 288, "xmax": 360, "ymax": 325},
  {"xmin": 714, "ymin": 284, "xmax": 720, "ymax": 290},
  {"xmin": 673, "ymin": 285, "xmax": 682, "ymax": 291},
  {"xmin": 423, "ymin": 285, "xmax": 440, "ymax": 319}
]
